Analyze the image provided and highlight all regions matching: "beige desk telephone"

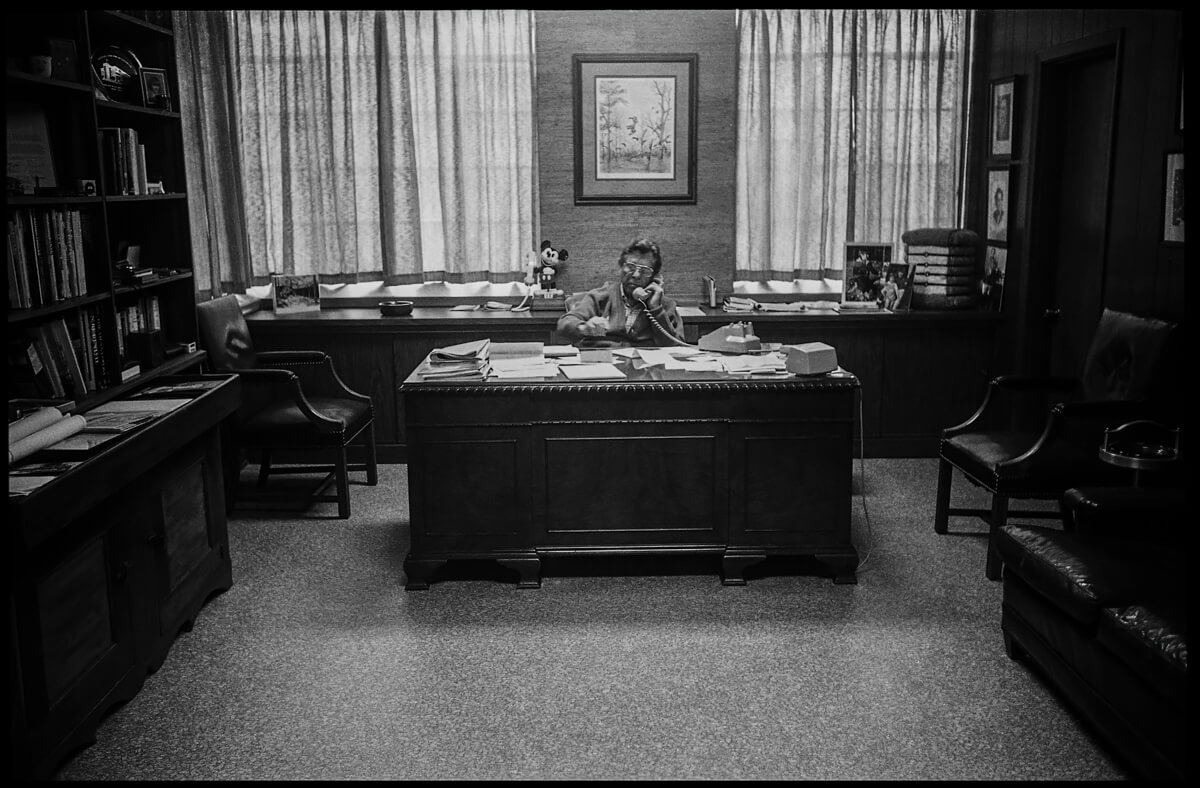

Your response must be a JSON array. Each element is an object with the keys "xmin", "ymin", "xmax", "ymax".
[{"xmin": 697, "ymin": 322, "xmax": 762, "ymax": 353}]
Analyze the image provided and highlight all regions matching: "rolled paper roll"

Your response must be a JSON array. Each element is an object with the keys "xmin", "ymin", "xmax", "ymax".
[
  {"xmin": 9, "ymin": 407, "xmax": 66, "ymax": 446},
  {"xmin": 8, "ymin": 414, "xmax": 87, "ymax": 466}
]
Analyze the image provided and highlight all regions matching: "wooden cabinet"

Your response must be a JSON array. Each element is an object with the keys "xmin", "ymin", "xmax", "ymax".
[
  {"xmin": 7, "ymin": 375, "xmax": 239, "ymax": 780},
  {"xmin": 7, "ymin": 10, "xmax": 202, "ymax": 411}
]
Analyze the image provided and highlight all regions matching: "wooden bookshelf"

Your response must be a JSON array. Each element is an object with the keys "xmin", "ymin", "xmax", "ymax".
[{"xmin": 6, "ymin": 10, "xmax": 201, "ymax": 413}]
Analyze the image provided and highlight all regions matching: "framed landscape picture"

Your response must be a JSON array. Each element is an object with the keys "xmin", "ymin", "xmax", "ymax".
[
  {"xmin": 573, "ymin": 53, "xmax": 697, "ymax": 204},
  {"xmin": 989, "ymin": 77, "xmax": 1018, "ymax": 159},
  {"xmin": 271, "ymin": 274, "xmax": 321, "ymax": 315},
  {"xmin": 842, "ymin": 243, "xmax": 892, "ymax": 307}
]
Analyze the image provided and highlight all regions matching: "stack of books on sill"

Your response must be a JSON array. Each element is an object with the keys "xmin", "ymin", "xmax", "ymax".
[{"xmin": 416, "ymin": 338, "xmax": 491, "ymax": 381}]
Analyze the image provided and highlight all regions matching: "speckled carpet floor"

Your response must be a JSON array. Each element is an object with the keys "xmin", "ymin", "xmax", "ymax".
[{"xmin": 52, "ymin": 458, "xmax": 1128, "ymax": 780}]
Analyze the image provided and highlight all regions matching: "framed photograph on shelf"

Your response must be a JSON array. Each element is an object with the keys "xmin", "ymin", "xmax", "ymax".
[
  {"xmin": 986, "ymin": 165, "xmax": 1014, "ymax": 244},
  {"xmin": 573, "ymin": 53, "xmax": 698, "ymax": 204},
  {"xmin": 1162, "ymin": 151, "xmax": 1184, "ymax": 245},
  {"xmin": 140, "ymin": 68, "xmax": 171, "ymax": 110},
  {"xmin": 271, "ymin": 274, "xmax": 321, "ymax": 315},
  {"xmin": 989, "ymin": 77, "xmax": 1018, "ymax": 159},
  {"xmin": 881, "ymin": 262, "xmax": 915, "ymax": 311},
  {"xmin": 981, "ymin": 245, "xmax": 1007, "ymax": 312},
  {"xmin": 841, "ymin": 243, "xmax": 892, "ymax": 308}
]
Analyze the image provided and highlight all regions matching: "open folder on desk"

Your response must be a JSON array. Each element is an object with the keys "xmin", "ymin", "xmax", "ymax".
[{"xmin": 559, "ymin": 363, "xmax": 626, "ymax": 381}]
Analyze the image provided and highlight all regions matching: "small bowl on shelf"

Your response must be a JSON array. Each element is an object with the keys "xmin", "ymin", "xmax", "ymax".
[{"xmin": 379, "ymin": 300, "xmax": 414, "ymax": 317}]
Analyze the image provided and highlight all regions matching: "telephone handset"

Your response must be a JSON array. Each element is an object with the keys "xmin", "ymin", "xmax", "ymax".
[{"xmin": 632, "ymin": 275, "xmax": 665, "ymax": 303}]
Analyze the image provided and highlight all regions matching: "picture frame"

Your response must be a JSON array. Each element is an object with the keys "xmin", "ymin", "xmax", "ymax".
[
  {"xmin": 988, "ymin": 77, "xmax": 1018, "ymax": 159},
  {"xmin": 46, "ymin": 37, "xmax": 78, "ymax": 81},
  {"xmin": 981, "ymin": 244, "xmax": 1007, "ymax": 312},
  {"xmin": 5, "ymin": 103, "xmax": 58, "ymax": 193},
  {"xmin": 271, "ymin": 274, "xmax": 321, "ymax": 315},
  {"xmin": 986, "ymin": 165, "xmax": 1014, "ymax": 244},
  {"xmin": 841, "ymin": 243, "xmax": 893, "ymax": 306},
  {"xmin": 1162, "ymin": 151, "xmax": 1184, "ymax": 245},
  {"xmin": 140, "ymin": 67, "xmax": 171, "ymax": 110},
  {"xmin": 573, "ymin": 53, "xmax": 698, "ymax": 205},
  {"xmin": 881, "ymin": 262, "xmax": 915, "ymax": 311}
]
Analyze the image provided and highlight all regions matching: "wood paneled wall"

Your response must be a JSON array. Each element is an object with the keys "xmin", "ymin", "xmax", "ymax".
[
  {"xmin": 535, "ymin": 10, "xmax": 737, "ymax": 306},
  {"xmin": 980, "ymin": 9, "xmax": 1184, "ymax": 371}
]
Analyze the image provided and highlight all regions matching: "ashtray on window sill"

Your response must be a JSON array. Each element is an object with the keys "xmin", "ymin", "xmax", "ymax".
[{"xmin": 379, "ymin": 300, "xmax": 413, "ymax": 316}]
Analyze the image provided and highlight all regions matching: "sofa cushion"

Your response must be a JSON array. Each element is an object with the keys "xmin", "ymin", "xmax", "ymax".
[
  {"xmin": 1097, "ymin": 603, "xmax": 1188, "ymax": 703},
  {"xmin": 995, "ymin": 525, "xmax": 1178, "ymax": 625}
]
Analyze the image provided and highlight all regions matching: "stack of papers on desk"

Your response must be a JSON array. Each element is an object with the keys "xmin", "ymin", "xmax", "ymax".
[
  {"xmin": 419, "ymin": 339, "xmax": 492, "ymax": 380},
  {"xmin": 559, "ymin": 363, "xmax": 626, "ymax": 381},
  {"xmin": 719, "ymin": 354, "xmax": 788, "ymax": 375},
  {"xmin": 430, "ymin": 338, "xmax": 490, "ymax": 363}
]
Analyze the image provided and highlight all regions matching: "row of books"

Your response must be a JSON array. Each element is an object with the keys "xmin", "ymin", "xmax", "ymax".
[
  {"xmin": 7, "ymin": 207, "xmax": 91, "ymax": 309},
  {"xmin": 8, "ymin": 310, "xmax": 107, "ymax": 400},
  {"xmin": 115, "ymin": 294, "xmax": 162, "ymax": 363},
  {"xmin": 100, "ymin": 126, "xmax": 155, "ymax": 196}
]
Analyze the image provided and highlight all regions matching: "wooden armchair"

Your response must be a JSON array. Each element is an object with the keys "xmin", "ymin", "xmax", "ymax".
[
  {"xmin": 934, "ymin": 308, "xmax": 1178, "ymax": 579},
  {"xmin": 196, "ymin": 295, "xmax": 377, "ymax": 519}
]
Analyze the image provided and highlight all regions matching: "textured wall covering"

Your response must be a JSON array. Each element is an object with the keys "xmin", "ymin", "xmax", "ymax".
[{"xmin": 536, "ymin": 10, "xmax": 737, "ymax": 305}]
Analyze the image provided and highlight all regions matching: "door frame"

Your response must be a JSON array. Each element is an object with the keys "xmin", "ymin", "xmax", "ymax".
[{"xmin": 1017, "ymin": 29, "xmax": 1123, "ymax": 378}]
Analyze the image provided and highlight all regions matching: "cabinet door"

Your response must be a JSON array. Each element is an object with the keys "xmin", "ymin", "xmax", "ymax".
[
  {"xmin": 14, "ymin": 513, "xmax": 144, "ymax": 779},
  {"xmin": 135, "ymin": 430, "xmax": 232, "ymax": 672}
]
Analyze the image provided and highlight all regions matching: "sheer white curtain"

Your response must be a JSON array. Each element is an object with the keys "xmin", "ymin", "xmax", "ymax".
[
  {"xmin": 175, "ymin": 10, "xmax": 538, "ymax": 296},
  {"xmin": 735, "ymin": 9, "xmax": 973, "ymax": 281}
]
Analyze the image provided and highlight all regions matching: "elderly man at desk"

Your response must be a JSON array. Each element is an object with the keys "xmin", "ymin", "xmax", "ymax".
[{"xmin": 556, "ymin": 237, "xmax": 686, "ymax": 347}]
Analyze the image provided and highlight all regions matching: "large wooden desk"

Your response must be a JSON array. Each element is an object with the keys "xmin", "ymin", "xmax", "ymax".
[{"xmin": 400, "ymin": 355, "xmax": 860, "ymax": 589}]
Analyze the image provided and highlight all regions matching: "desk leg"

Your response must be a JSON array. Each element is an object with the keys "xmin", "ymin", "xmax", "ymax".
[
  {"xmin": 403, "ymin": 557, "xmax": 445, "ymax": 591},
  {"xmin": 816, "ymin": 552, "xmax": 859, "ymax": 584},
  {"xmin": 722, "ymin": 551, "xmax": 767, "ymax": 585},
  {"xmin": 498, "ymin": 555, "xmax": 541, "ymax": 589}
]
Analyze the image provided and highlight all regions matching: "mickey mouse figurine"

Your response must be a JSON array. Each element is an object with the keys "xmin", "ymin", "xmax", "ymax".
[{"xmin": 537, "ymin": 240, "xmax": 568, "ymax": 290}]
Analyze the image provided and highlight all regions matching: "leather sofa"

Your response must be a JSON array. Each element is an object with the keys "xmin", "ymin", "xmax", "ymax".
[{"xmin": 995, "ymin": 486, "xmax": 1186, "ymax": 780}]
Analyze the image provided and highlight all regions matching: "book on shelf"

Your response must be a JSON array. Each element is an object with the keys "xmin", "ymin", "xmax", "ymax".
[{"xmin": 46, "ymin": 318, "xmax": 87, "ymax": 397}]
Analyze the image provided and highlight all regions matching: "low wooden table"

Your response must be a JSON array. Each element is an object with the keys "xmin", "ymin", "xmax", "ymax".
[{"xmin": 400, "ymin": 352, "xmax": 860, "ymax": 588}]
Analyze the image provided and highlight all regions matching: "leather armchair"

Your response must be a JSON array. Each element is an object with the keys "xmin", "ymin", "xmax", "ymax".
[
  {"xmin": 934, "ymin": 308, "xmax": 1178, "ymax": 579},
  {"xmin": 196, "ymin": 295, "xmax": 377, "ymax": 519}
]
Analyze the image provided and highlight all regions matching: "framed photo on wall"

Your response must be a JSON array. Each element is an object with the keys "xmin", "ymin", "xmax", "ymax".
[
  {"xmin": 573, "ymin": 53, "xmax": 698, "ymax": 204},
  {"xmin": 989, "ymin": 77, "xmax": 1018, "ymax": 159},
  {"xmin": 1162, "ymin": 151, "xmax": 1184, "ymax": 245},
  {"xmin": 986, "ymin": 165, "xmax": 1014, "ymax": 244}
]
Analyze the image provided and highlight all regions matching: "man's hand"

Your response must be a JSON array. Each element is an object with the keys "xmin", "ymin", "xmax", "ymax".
[
  {"xmin": 642, "ymin": 282, "xmax": 664, "ymax": 310},
  {"xmin": 581, "ymin": 316, "xmax": 609, "ymax": 337}
]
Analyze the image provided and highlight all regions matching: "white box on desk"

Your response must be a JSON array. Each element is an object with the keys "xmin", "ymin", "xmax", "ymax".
[{"xmin": 784, "ymin": 342, "xmax": 838, "ymax": 375}]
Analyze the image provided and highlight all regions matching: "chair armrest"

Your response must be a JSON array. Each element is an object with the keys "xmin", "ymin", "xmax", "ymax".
[
  {"xmin": 256, "ymin": 350, "xmax": 328, "ymax": 364},
  {"xmin": 257, "ymin": 352, "xmax": 371, "ymax": 402},
  {"xmin": 227, "ymin": 367, "xmax": 343, "ymax": 431},
  {"xmin": 942, "ymin": 374, "xmax": 1078, "ymax": 436},
  {"xmin": 1064, "ymin": 486, "xmax": 1186, "ymax": 540},
  {"xmin": 998, "ymin": 399, "xmax": 1163, "ymax": 474}
]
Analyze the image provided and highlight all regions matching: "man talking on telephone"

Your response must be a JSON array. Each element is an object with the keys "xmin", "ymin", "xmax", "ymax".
[{"xmin": 556, "ymin": 237, "xmax": 686, "ymax": 347}]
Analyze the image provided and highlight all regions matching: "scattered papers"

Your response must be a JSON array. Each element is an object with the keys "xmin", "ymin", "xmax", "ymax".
[
  {"xmin": 136, "ymin": 379, "xmax": 225, "ymax": 396},
  {"xmin": 543, "ymin": 346, "xmax": 579, "ymax": 358},
  {"xmin": 635, "ymin": 348, "xmax": 685, "ymax": 369},
  {"xmin": 676, "ymin": 306, "xmax": 706, "ymax": 317},
  {"xmin": 89, "ymin": 398, "xmax": 191, "ymax": 414},
  {"xmin": 559, "ymin": 363, "xmax": 627, "ymax": 381}
]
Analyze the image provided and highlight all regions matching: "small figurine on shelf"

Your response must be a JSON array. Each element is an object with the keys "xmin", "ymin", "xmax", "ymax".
[{"xmin": 537, "ymin": 239, "xmax": 568, "ymax": 290}]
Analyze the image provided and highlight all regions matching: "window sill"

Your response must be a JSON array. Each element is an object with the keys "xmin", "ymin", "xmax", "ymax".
[{"xmin": 243, "ymin": 277, "xmax": 842, "ymax": 309}]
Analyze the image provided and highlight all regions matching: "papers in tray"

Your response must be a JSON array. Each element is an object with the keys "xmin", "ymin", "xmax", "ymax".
[
  {"xmin": 559, "ymin": 363, "xmax": 626, "ymax": 381},
  {"xmin": 80, "ymin": 398, "xmax": 192, "ymax": 433}
]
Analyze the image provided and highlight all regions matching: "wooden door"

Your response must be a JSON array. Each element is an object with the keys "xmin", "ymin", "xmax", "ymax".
[{"xmin": 1025, "ymin": 32, "xmax": 1122, "ymax": 379}]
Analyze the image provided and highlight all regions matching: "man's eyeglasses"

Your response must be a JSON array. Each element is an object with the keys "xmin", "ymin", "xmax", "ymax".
[{"xmin": 622, "ymin": 262, "xmax": 655, "ymax": 276}]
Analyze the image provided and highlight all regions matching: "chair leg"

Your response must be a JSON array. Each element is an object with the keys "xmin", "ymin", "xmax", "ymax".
[
  {"xmin": 336, "ymin": 445, "xmax": 350, "ymax": 519},
  {"xmin": 934, "ymin": 458, "xmax": 953, "ymax": 534},
  {"xmin": 364, "ymin": 421, "xmax": 378, "ymax": 486},
  {"xmin": 985, "ymin": 493, "xmax": 1009, "ymax": 581},
  {"xmin": 257, "ymin": 450, "xmax": 273, "ymax": 488}
]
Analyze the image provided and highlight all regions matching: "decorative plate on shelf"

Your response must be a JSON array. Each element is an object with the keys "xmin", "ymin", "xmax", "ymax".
[{"xmin": 91, "ymin": 45, "xmax": 143, "ymax": 104}]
